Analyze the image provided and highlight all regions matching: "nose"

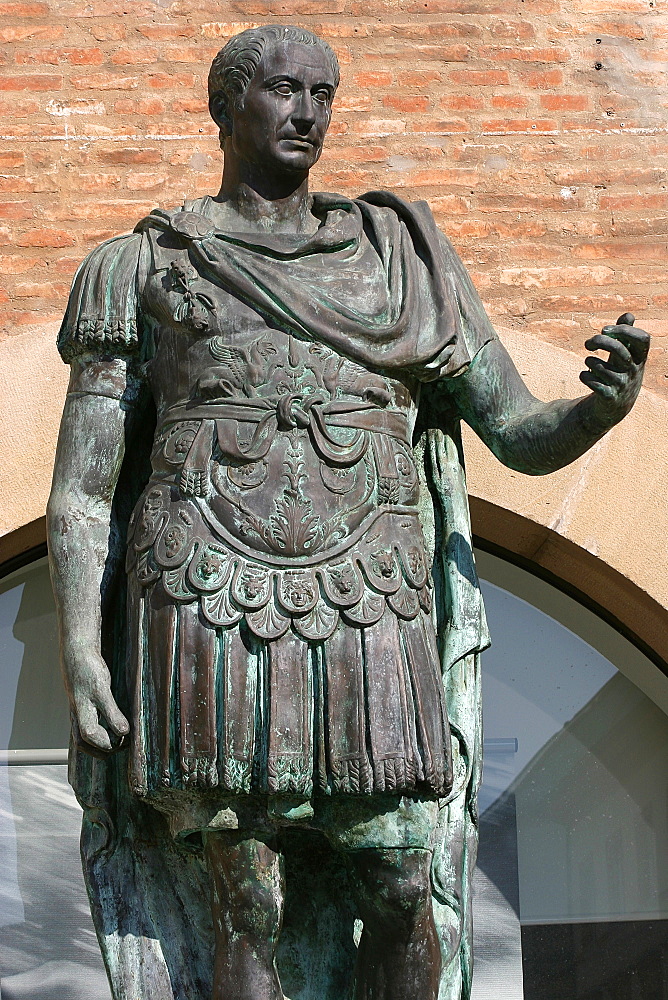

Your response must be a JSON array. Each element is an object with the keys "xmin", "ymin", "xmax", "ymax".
[{"xmin": 291, "ymin": 91, "xmax": 316, "ymax": 134}]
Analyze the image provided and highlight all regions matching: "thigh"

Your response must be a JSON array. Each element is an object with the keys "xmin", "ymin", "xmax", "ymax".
[{"xmin": 316, "ymin": 795, "xmax": 440, "ymax": 852}]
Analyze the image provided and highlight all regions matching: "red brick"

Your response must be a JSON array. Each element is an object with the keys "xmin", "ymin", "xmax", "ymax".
[
  {"xmin": 491, "ymin": 94, "xmax": 529, "ymax": 109},
  {"xmin": 0, "ymin": 201, "xmax": 33, "ymax": 220},
  {"xmin": 0, "ymin": 26, "xmax": 64, "ymax": 42},
  {"xmin": 171, "ymin": 98, "xmax": 208, "ymax": 114},
  {"xmin": 539, "ymin": 293, "xmax": 646, "ymax": 313},
  {"xmin": 0, "ymin": 2, "xmax": 49, "ymax": 12},
  {"xmin": 148, "ymin": 72, "xmax": 197, "ymax": 89},
  {"xmin": 48, "ymin": 199, "xmax": 153, "ymax": 221},
  {"xmin": 0, "ymin": 74, "xmax": 63, "ymax": 91},
  {"xmin": 162, "ymin": 44, "xmax": 219, "ymax": 63},
  {"xmin": 600, "ymin": 193, "xmax": 668, "ymax": 211},
  {"xmin": 479, "ymin": 192, "xmax": 582, "ymax": 211},
  {"xmin": 383, "ymin": 95, "xmax": 429, "ymax": 113},
  {"xmin": 478, "ymin": 45, "xmax": 568, "ymax": 63},
  {"xmin": 0, "ymin": 308, "xmax": 62, "ymax": 327},
  {"xmin": 97, "ymin": 147, "xmax": 162, "ymax": 165},
  {"xmin": 450, "ymin": 69, "xmax": 510, "ymax": 85},
  {"xmin": 0, "ymin": 289, "xmax": 9, "ymax": 304},
  {"xmin": 229, "ymin": 0, "xmax": 345, "ymax": 12},
  {"xmin": 114, "ymin": 98, "xmax": 165, "ymax": 115},
  {"xmin": 414, "ymin": 44, "xmax": 470, "ymax": 61},
  {"xmin": 200, "ymin": 21, "xmax": 263, "ymax": 39},
  {"xmin": 540, "ymin": 94, "xmax": 589, "ymax": 111},
  {"xmin": 523, "ymin": 69, "xmax": 564, "ymax": 88},
  {"xmin": 16, "ymin": 229, "xmax": 77, "ymax": 248},
  {"xmin": 488, "ymin": 19, "xmax": 535, "ymax": 39},
  {"xmin": 404, "ymin": 0, "xmax": 507, "ymax": 10},
  {"xmin": 398, "ymin": 71, "xmax": 442, "ymax": 86},
  {"xmin": 88, "ymin": 23, "xmax": 127, "ymax": 40},
  {"xmin": 0, "ymin": 254, "xmax": 40, "ymax": 273},
  {"xmin": 77, "ymin": 173, "xmax": 122, "ymax": 192},
  {"xmin": 421, "ymin": 118, "xmax": 471, "ymax": 133},
  {"xmin": 445, "ymin": 219, "xmax": 493, "ymax": 238},
  {"xmin": 138, "ymin": 23, "xmax": 197, "ymax": 39},
  {"xmin": 18, "ymin": 47, "xmax": 106, "ymax": 66},
  {"xmin": 14, "ymin": 281, "xmax": 70, "ymax": 299},
  {"xmin": 573, "ymin": 243, "xmax": 668, "ymax": 261},
  {"xmin": 309, "ymin": 21, "xmax": 372, "ymax": 38},
  {"xmin": 111, "ymin": 46, "xmax": 159, "ymax": 65},
  {"xmin": 481, "ymin": 119, "xmax": 558, "ymax": 133},
  {"xmin": 441, "ymin": 95, "xmax": 484, "ymax": 110},
  {"xmin": 70, "ymin": 72, "xmax": 139, "ymax": 90},
  {"xmin": 352, "ymin": 71, "xmax": 393, "ymax": 88},
  {"xmin": 125, "ymin": 172, "xmax": 167, "ymax": 190},
  {"xmin": 0, "ymin": 175, "xmax": 56, "ymax": 193},
  {"xmin": 429, "ymin": 194, "xmax": 471, "ymax": 216},
  {"xmin": 0, "ymin": 153, "xmax": 25, "ymax": 169},
  {"xmin": 499, "ymin": 265, "xmax": 614, "ymax": 288}
]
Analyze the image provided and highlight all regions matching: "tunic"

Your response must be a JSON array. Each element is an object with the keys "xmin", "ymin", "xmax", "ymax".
[{"xmin": 59, "ymin": 190, "xmax": 494, "ymax": 834}]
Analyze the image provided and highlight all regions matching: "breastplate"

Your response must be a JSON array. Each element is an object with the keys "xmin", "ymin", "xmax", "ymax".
[{"xmin": 128, "ymin": 275, "xmax": 433, "ymax": 641}]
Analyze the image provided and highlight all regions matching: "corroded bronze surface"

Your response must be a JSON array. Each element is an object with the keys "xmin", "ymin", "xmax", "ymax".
[{"xmin": 47, "ymin": 24, "xmax": 649, "ymax": 1000}]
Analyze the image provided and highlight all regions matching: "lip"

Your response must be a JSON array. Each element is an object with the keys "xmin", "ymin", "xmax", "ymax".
[{"xmin": 280, "ymin": 136, "xmax": 316, "ymax": 147}]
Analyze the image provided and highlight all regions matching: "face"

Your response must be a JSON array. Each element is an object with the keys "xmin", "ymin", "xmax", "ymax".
[{"xmin": 226, "ymin": 40, "xmax": 336, "ymax": 176}]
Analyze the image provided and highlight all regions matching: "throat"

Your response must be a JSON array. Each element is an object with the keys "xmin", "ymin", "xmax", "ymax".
[{"xmin": 212, "ymin": 177, "xmax": 319, "ymax": 235}]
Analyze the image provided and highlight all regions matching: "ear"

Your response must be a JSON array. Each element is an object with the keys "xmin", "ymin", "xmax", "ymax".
[{"xmin": 209, "ymin": 93, "xmax": 232, "ymax": 138}]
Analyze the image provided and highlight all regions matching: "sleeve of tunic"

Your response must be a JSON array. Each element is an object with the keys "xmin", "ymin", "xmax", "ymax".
[{"xmin": 57, "ymin": 231, "xmax": 145, "ymax": 364}]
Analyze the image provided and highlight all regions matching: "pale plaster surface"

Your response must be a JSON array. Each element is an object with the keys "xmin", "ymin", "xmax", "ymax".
[
  {"xmin": 0, "ymin": 323, "xmax": 67, "ymax": 539},
  {"xmin": 0, "ymin": 323, "xmax": 665, "ymax": 634},
  {"xmin": 464, "ymin": 328, "xmax": 668, "ymax": 611}
]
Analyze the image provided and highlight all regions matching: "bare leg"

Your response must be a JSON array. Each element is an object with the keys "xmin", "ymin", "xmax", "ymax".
[
  {"xmin": 348, "ymin": 848, "xmax": 441, "ymax": 1000},
  {"xmin": 204, "ymin": 832, "xmax": 285, "ymax": 1000}
]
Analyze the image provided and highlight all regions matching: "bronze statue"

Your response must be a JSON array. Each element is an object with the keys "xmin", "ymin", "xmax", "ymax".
[{"xmin": 47, "ymin": 25, "xmax": 649, "ymax": 1000}]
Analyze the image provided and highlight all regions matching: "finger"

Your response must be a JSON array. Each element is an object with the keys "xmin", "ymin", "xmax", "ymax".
[
  {"xmin": 616, "ymin": 312, "xmax": 635, "ymax": 326},
  {"xmin": 600, "ymin": 324, "xmax": 650, "ymax": 364},
  {"xmin": 584, "ymin": 357, "xmax": 627, "ymax": 387},
  {"xmin": 579, "ymin": 370, "xmax": 616, "ymax": 399},
  {"xmin": 75, "ymin": 698, "xmax": 113, "ymax": 752},
  {"xmin": 95, "ymin": 687, "xmax": 130, "ymax": 737},
  {"xmin": 584, "ymin": 334, "xmax": 633, "ymax": 368}
]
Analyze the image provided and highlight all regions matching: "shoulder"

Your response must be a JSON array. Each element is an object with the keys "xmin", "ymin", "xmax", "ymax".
[{"xmin": 58, "ymin": 231, "xmax": 145, "ymax": 363}]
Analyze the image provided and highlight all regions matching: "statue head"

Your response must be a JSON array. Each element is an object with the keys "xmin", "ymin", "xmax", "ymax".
[{"xmin": 208, "ymin": 26, "xmax": 340, "ymax": 148}]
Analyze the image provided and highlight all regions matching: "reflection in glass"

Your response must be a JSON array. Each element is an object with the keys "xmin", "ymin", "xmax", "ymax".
[
  {"xmin": 1, "ymin": 555, "xmax": 667, "ymax": 999},
  {"xmin": 0, "ymin": 765, "xmax": 110, "ymax": 999},
  {"xmin": 474, "ymin": 558, "xmax": 668, "ymax": 1000}
]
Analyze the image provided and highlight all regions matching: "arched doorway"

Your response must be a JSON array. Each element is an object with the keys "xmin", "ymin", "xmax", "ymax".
[{"xmin": 1, "ymin": 547, "xmax": 667, "ymax": 999}]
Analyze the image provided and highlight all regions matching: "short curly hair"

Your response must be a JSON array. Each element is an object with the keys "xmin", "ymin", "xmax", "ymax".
[{"xmin": 208, "ymin": 25, "xmax": 340, "ymax": 144}]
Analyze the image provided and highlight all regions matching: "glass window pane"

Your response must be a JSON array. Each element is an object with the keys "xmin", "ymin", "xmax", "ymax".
[
  {"xmin": 0, "ymin": 558, "xmax": 70, "ymax": 754},
  {"xmin": 473, "ymin": 551, "xmax": 668, "ymax": 1000},
  {"xmin": 0, "ymin": 764, "xmax": 110, "ymax": 998}
]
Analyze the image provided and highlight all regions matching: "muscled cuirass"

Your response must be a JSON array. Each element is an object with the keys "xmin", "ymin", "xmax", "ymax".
[{"xmin": 126, "ymin": 241, "xmax": 433, "ymax": 642}]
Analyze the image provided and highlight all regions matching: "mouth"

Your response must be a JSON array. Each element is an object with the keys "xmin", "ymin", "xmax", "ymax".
[{"xmin": 280, "ymin": 136, "xmax": 316, "ymax": 148}]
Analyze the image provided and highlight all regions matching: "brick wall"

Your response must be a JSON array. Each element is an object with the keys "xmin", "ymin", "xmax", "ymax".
[{"xmin": 0, "ymin": 0, "xmax": 666, "ymax": 396}]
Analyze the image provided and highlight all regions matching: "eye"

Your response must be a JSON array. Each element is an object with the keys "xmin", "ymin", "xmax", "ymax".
[
  {"xmin": 272, "ymin": 83, "xmax": 294, "ymax": 96},
  {"xmin": 312, "ymin": 89, "xmax": 331, "ymax": 106}
]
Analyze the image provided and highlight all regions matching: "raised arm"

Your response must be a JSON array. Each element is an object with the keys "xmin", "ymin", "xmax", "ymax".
[
  {"xmin": 47, "ymin": 358, "xmax": 141, "ymax": 754},
  {"xmin": 446, "ymin": 313, "xmax": 650, "ymax": 475}
]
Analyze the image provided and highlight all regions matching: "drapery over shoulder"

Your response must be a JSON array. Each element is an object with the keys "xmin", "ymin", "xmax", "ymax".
[
  {"xmin": 57, "ymin": 231, "xmax": 146, "ymax": 362},
  {"xmin": 136, "ymin": 190, "xmax": 495, "ymax": 382}
]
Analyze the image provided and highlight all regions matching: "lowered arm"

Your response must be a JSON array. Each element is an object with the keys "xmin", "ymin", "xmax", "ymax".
[{"xmin": 47, "ymin": 358, "xmax": 142, "ymax": 754}]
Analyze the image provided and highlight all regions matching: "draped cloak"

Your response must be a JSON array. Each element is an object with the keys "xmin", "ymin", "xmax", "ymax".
[{"xmin": 58, "ymin": 191, "xmax": 495, "ymax": 1000}]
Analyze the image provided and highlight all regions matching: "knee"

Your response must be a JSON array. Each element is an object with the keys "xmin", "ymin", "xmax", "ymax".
[
  {"xmin": 352, "ymin": 849, "xmax": 433, "ymax": 937},
  {"xmin": 222, "ymin": 874, "xmax": 283, "ymax": 940}
]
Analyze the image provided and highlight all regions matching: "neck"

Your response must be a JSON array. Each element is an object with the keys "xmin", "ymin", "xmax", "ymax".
[{"xmin": 215, "ymin": 152, "xmax": 313, "ymax": 234}]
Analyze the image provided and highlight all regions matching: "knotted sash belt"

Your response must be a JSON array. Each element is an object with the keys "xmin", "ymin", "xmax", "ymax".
[{"xmin": 159, "ymin": 395, "xmax": 410, "ymax": 497}]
